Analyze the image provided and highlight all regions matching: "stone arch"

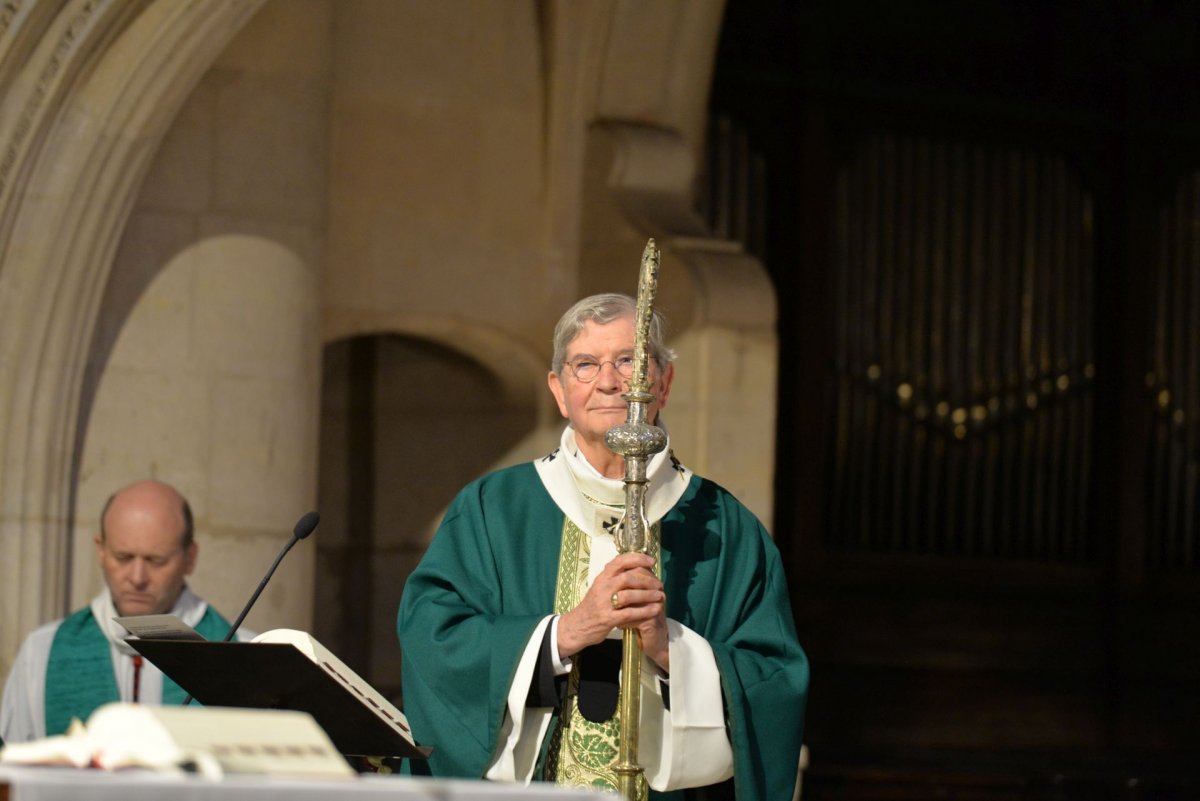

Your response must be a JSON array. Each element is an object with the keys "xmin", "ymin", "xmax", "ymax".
[
  {"xmin": 0, "ymin": 0, "xmax": 267, "ymax": 661},
  {"xmin": 71, "ymin": 233, "xmax": 321, "ymax": 630},
  {"xmin": 320, "ymin": 315, "xmax": 563, "ymax": 530},
  {"xmin": 0, "ymin": 0, "xmax": 779, "ymax": 680},
  {"xmin": 314, "ymin": 324, "xmax": 549, "ymax": 692},
  {"xmin": 323, "ymin": 315, "xmax": 553, "ymax": 420}
]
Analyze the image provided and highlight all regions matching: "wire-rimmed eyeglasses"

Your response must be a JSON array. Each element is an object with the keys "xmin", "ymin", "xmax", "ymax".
[{"xmin": 564, "ymin": 356, "xmax": 637, "ymax": 383}]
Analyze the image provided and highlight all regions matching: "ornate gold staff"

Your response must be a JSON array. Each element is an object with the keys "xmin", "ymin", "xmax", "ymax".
[{"xmin": 603, "ymin": 238, "xmax": 667, "ymax": 801}]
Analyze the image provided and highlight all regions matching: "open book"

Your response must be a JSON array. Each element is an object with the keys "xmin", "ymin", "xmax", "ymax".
[
  {"xmin": 118, "ymin": 618, "xmax": 428, "ymax": 760},
  {"xmin": 0, "ymin": 702, "xmax": 354, "ymax": 778},
  {"xmin": 252, "ymin": 628, "xmax": 416, "ymax": 748}
]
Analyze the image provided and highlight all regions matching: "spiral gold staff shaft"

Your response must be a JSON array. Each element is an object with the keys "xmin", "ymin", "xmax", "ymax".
[{"xmin": 603, "ymin": 238, "xmax": 667, "ymax": 801}]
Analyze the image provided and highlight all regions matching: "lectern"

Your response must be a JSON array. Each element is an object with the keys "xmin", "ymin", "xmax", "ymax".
[{"xmin": 129, "ymin": 633, "xmax": 429, "ymax": 762}]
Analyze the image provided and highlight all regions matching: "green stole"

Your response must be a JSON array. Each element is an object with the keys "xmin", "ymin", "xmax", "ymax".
[
  {"xmin": 44, "ymin": 604, "xmax": 233, "ymax": 736},
  {"xmin": 546, "ymin": 516, "xmax": 660, "ymax": 799}
]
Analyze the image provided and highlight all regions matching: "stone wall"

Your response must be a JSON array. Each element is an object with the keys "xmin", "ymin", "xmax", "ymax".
[{"xmin": 0, "ymin": 0, "xmax": 780, "ymax": 683}]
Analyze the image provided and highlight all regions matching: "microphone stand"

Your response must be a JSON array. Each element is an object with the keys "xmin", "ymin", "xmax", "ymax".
[{"xmin": 181, "ymin": 511, "xmax": 319, "ymax": 705}]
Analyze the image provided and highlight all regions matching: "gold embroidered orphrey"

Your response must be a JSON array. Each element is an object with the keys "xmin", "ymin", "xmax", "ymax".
[{"xmin": 543, "ymin": 516, "xmax": 661, "ymax": 799}]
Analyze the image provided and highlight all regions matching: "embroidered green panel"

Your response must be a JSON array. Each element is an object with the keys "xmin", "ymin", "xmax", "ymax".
[{"xmin": 547, "ymin": 516, "xmax": 659, "ymax": 799}]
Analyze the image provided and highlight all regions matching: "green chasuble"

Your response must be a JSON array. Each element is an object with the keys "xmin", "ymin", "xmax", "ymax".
[
  {"xmin": 397, "ymin": 461, "xmax": 809, "ymax": 801},
  {"xmin": 44, "ymin": 604, "xmax": 233, "ymax": 736}
]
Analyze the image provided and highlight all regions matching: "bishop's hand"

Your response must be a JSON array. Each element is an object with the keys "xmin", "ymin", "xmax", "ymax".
[{"xmin": 556, "ymin": 552, "xmax": 668, "ymax": 671}]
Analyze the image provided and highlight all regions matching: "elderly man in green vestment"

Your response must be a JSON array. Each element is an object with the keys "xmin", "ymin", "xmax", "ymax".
[
  {"xmin": 0, "ymin": 479, "xmax": 243, "ymax": 742},
  {"xmin": 397, "ymin": 294, "xmax": 808, "ymax": 800}
]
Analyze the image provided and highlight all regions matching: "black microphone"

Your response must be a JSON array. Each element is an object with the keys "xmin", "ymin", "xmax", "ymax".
[
  {"xmin": 182, "ymin": 510, "xmax": 319, "ymax": 705},
  {"xmin": 221, "ymin": 510, "xmax": 319, "ymax": 642}
]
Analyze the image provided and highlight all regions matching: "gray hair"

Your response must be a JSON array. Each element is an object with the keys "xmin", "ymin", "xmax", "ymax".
[{"xmin": 551, "ymin": 293, "xmax": 676, "ymax": 375}]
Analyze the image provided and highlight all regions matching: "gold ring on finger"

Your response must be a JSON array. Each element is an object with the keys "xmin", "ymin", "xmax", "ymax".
[{"xmin": 611, "ymin": 591, "xmax": 621, "ymax": 610}]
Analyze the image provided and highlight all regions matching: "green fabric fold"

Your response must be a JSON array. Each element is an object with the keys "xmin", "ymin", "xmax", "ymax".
[{"xmin": 45, "ymin": 603, "xmax": 234, "ymax": 735}]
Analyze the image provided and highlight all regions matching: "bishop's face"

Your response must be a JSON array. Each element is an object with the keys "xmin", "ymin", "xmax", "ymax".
[{"xmin": 547, "ymin": 316, "xmax": 674, "ymax": 457}]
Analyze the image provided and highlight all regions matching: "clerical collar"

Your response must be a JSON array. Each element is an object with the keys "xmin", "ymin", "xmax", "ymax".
[
  {"xmin": 560, "ymin": 430, "xmax": 631, "ymax": 509},
  {"xmin": 534, "ymin": 423, "xmax": 693, "ymax": 539}
]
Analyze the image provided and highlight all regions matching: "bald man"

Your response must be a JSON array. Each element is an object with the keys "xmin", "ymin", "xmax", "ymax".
[{"xmin": 0, "ymin": 480, "xmax": 246, "ymax": 742}]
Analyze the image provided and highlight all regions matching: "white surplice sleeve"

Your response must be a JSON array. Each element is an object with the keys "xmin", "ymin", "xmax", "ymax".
[
  {"xmin": 0, "ymin": 622, "xmax": 58, "ymax": 743},
  {"xmin": 484, "ymin": 616, "xmax": 733, "ymax": 790},
  {"xmin": 638, "ymin": 619, "xmax": 734, "ymax": 790},
  {"xmin": 484, "ymin": 616, "xmax": 557, "ymax": 782}
]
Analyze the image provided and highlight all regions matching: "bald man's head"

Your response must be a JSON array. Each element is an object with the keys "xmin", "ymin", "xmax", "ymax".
[
  {"xmin": 95, "ymin": 480, "xmax": 198, "ymax": 617},
  {"xmin": 100, "ymin": 480, "xmax": 194, "ymax": 549}
]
